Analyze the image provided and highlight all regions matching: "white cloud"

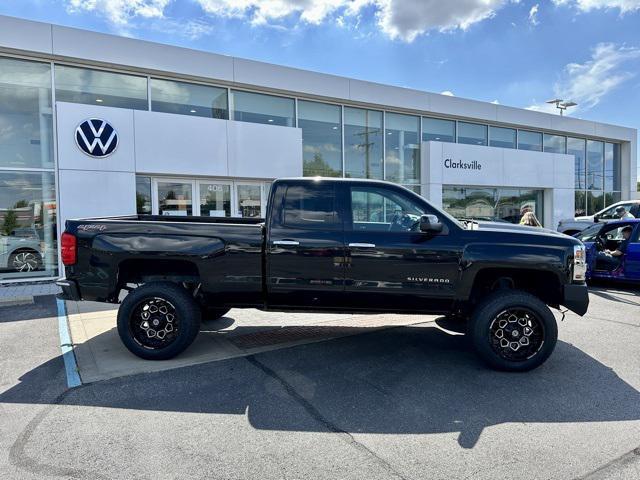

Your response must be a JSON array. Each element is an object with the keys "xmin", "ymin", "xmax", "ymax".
[
  {"xmin": 64, "ymin": 0, "xmax": 519, "ymax": 41},
  {"xmin": 195, "ymin": 1, "xmax": 517, "ymax": 42},
  {"xmin": 527, "ymin": 42, "xmax": 640, "ymax": 114},
  {"xmin": 491, "ymin": 99, "xmax": 500, "ymax": 104},
  {"xmin": 529, "ymin": 3, "xmax": 539, "ymax": 25},
  {"xmin": 440, "ymin": 90, "xmax": 455, "ymax": 96},
  {"xmin": 371, "ymin": 0, "xmax": 513, "ymax": 41},
  {"xmin": 552, "ymin": 0, "xmax": 640, "ymax": 13},
  {"xmin": 66, "ymin": 0, "xmax": 170, "ymax": 25}
]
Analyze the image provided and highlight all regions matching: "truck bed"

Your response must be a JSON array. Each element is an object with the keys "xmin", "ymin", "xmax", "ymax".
[{"xmin": 63, "ymin": 215, "xmax": 265, "ymax": 305}]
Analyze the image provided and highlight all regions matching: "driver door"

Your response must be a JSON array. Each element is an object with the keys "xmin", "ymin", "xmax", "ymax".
[{"xmin": 343, "ymin": 183, "xmax": 460, "ymax": 312}]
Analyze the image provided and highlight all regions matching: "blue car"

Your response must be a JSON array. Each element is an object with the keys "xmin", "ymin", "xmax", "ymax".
[{"xmin": 574, "ymin": 219, "xmax": 640, "ymax": 282}]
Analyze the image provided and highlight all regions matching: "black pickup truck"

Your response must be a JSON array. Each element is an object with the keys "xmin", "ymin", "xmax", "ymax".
[{"xmin": 58, "ymin": 178, "xmax": 589, "ymax": 371}]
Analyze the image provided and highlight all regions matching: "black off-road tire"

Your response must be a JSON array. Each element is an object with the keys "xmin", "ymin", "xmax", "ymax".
[
  {"xmin": 468, "ymin": 290, "xmax": 558, "ymax": 372},
  {"xmin": 117, "ymin": 282, "xmax": 201, "ymax": 360},
  {"xmin": 201, "ymin": 306, "xmax": 231, "ymax": 322}
]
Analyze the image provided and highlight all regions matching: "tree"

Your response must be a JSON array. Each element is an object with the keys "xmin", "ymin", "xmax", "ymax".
[
  {"xmin": 2, "ymin": 209, "xmax": 18, "ymax": 236},
  {"xmin": 13, "ymin": 199, "xmax": 28, "ymax": 208}
]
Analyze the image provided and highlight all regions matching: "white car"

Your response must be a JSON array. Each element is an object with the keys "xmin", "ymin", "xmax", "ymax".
[{"xmin": 557, "ymin": 200, "xmax": 640, "ymax": 236}]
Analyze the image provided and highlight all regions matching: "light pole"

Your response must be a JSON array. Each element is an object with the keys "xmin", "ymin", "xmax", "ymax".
[{"xmin": 546, "ymin": 99, "xmax": 578, "ymax": 116}]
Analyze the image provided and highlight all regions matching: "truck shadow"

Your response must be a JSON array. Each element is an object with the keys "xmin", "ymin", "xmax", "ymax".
[{"xmin": 1, "ymin": 324, "xmax": 639, "ymax": 449}]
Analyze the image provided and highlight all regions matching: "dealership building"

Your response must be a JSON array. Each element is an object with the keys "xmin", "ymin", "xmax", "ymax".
[{"xmin": 0, "ymin": 14, "xmax": 637, "ymax": 283}]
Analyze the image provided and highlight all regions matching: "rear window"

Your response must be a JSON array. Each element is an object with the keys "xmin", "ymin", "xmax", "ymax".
[{"xmin": 282, "ymin": 184, "xmax": 340, "ymax": 229}]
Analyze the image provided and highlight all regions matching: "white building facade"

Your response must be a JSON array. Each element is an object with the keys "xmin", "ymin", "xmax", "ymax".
[{"xmin": 0, "ymin": 14, "xmax": 637, "ymax": 282}]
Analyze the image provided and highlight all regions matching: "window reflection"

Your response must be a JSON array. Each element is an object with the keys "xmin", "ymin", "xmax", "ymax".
[
  {"xmin": 543, "ymin": 134, "xmax": 566, "ymax": 154},
  {"xmin": 604, "ymin": 143, "xmax": 620, "ymax": 192},
  {"xmin": 151, "ymin": 78, "xmax": 228, "ymax": 119},
  {"xmin": 489, "ymin": 126, "xmax": 516, "ymax": 149},
  {"xmin": 0, "ymin": 171, "xmax": 57, "ymax": 279},
  {"xmin": 200, "ymin": 183, "xmax": 231, "ymax": 217},
  {"xmin": 231, "ymin": 90, "xmax": 293, "ymax": 126},
  {"xmin": 567, "ymin": 137, "xmax": 586, "ymax": 190},
  {"xmin": 458, "ymin": 122, "xmax": 487, "ymax": 146},
  {"xmin": 344, "ymin": 107, "xmax": 383, "ymax": 179},
  {"xmin": 157, "ymin": 181, "xmax": 192, "ymax": 216},
  {"xmin": 0, "ymin": 57, "xmax": 53, "ymax": 169},
  {"xmin": 442, "ymin": 186, "xmax": 544, "ymax": 226},
  {"xmin": 55, "ymin": 65, "xmax": 148, "ymax": 110},
  {"xmin": 518, "ymin": 130, "xmax": 542, "ymax": 151},
  {"xmin": 385, "ymin": 113, "xmax": 420, "ymax": 184},
  {"xmin": 586, "ymin": 140, "xmax": 604, "ymax": 190},
  {"xmin": 299, "ymin": 101, "xmax": 342, "ymax": 177},
  {"xmin": 423, "ymin": 117, "xmax": 455, "ymax": 143},
  {"xmin": 135, "ymin": 176, "xmax": 151, "ymax": 214},
  {"xmin": 236, "ymin": 184, "xmax": 262, "ymax": 218}
]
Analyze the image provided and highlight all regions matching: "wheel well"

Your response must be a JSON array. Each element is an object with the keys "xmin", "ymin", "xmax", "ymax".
[
  {"xmin": 469, "ymin": 268, "xmax": 562, "ymax": 308},
  {"xmin": 117, "ymin": 259, "xmax": 200, "ymax": 292},
  {"xmin": 9, "ymin": 248, "xmax": 41, "ymax": 258}
]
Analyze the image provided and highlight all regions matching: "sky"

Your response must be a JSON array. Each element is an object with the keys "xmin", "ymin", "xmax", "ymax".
[{"xmin": 1, "ymin": 0, "xmax": 639, "ymax": 172}]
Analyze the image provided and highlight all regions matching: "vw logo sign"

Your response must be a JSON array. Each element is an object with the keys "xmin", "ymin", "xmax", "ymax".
[{"xmin": 75, "ymin": 119, "xmax": 118, "ymax": 158}]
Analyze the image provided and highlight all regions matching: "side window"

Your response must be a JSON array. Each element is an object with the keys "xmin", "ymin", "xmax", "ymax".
[
  {"xmin": 350, "ymin": 186, "xmax": 425, "ymax": 232},
  {"xmin": 282, "ymin": 184, "xmax": 340, "ymax": 229},
  {"xmin": 598, "ymin": 206, "xmax": 618, "ymax": 220}
]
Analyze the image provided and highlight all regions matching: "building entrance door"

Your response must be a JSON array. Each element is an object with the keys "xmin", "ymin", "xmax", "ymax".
[
  {"xmin": 235, "ymin": 182, "xmax": 265, "ymax": 218},
  {"xmin": 153, "ymin": 179, "xmax": 194, "ymax": 216},
  {"xmin": 150, "ymin": 178, "xmax": 267, "ymax": 218}
]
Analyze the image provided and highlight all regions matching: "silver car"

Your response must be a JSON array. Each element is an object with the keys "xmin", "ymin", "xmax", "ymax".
[
  {"xmin": 0, "ymin": 228, "xmax": 44, "ymax": 273},
  {"xmin": 557, "ymin": 200, "xmax": 640, "ymax": 236}
]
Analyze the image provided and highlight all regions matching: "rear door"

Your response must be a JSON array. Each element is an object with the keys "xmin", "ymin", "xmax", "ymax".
[
  {"xmin": 343, "ymin": 183, "xmax": 461, "ymax": 312},
  {"xmin": 266, "ymin": 181, "xmax": 346, "ymax": 308}
]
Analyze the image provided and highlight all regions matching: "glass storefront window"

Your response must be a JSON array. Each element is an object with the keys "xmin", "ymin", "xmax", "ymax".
[
  {"xmin": 567, "ymin": 137, "xmax": 586, "ymax": 190},
  {"xmin": 458, "ymin": 122, "xmax": 487, "ymax": 146},
  {"xmin": 385, "ymin": 112, "xmax": 420, "ymax": 184},
  {"xmin": 0, "ymin": 57, "xmax": 53, "ymax": 169},
  {"xmin": 489, "ymin": 126, "xmax": 516, "ymax": 149},
  {"xmin": 55, "ymin": 65, "xmax": 148, "ymax": 110},
  {"xmin": 151, "ymin": 78, "xmax": 228, "ymax": 119},
  {"xmin": 605, "ymin": 192, "xmax": 621, "ymax": 208},
  {"xmin": 442, "ymin": 186, "xmax": 544, "ymax": 225},
  {"xmin": 236, "ymin": 184, "xmax": 262, "ymax": 218},
  {"xmin": 575, "ymin": 190, "xmax": 587, "ymax": 217},
  {"xmin": 518, "ymin": 130, "xmax": 542, "ymax": 151},
  {"xmin": 136, "ymin": 176, "xmax": 151, "ymax": 214},
  {"xmin": 586, "ymin": 140, "xmax": 604, "ymax": 190},
  {"xmin": 231, "ymin": 90, "xmax": 294, "ymax": 126},
  {"xmin": 344, "ymin": 107, "xmax": 383, "ymax": 179},
  {"xmin": 587, "ymin": 190, "xmax": 604, "ymax": 215},
  {"xmin": 604, "ymin": 142, "xmax": 621, "ymax": 192},
  {"xmin": 422, "ymin": 117, "xmax": 455, "ymax": 143},
  {"xmin": 543, "ymin": 134, "xmax": 566, "ymax": 154},
  {"xmin": 0, "ymin": 171, "xmax": 57, "ymax": 280},
  {"xmin": 200, "ymin": 183, "xmax": 231, "ymax": 217},
  {"xmin": 157, "ymin": 181, "xmax": 193, "ymax": 216},
  {"xmin": 298, "ymin": 100, "xmax": 342, "ymax": 177}
]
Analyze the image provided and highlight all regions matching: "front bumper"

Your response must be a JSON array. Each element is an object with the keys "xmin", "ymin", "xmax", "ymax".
[
  {"xmin": 56, "ymin": 278, "xmax": 81, "ymax": 301},
  {"xmin": 562, "ymin": 283, "xmax": 589, "ymax": 316}
]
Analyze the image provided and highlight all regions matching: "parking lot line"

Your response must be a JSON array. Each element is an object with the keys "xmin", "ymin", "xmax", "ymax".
[{"xmin": 57, "ymin": 298, "xmax": 82, "ymax": 388}]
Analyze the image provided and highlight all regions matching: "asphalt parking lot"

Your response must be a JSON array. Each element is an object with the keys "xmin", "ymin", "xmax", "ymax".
[{"xmin": 0, "ymin": 286, "xmax": 639, "ymax": 480}]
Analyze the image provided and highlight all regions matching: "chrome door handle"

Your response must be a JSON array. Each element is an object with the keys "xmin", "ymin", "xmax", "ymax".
[
  {"xmin": 349, "ymin": 243, "xmax": 376, "ymax": 248},
  {"xmin": 273, "ymin": 240, "xmax": 300, "ymax": 246}
]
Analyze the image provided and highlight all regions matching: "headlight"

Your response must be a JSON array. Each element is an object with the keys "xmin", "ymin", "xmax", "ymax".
[{"xmin": 573, "ymin": 244, "xmax": 586, "ymax": 282}]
